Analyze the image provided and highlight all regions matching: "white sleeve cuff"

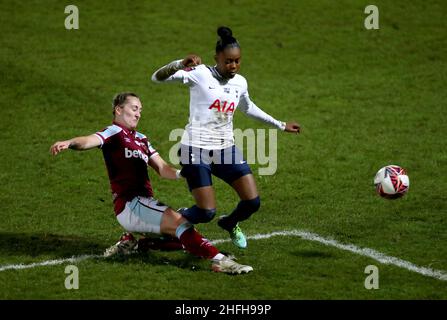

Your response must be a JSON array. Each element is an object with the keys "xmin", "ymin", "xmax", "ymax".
[
  {"xmin": 279, "ymin": 121, "xmax": 286, "ymax": 131},
  {"xmin": 94, "ymin": 133, "xmax": 104, "ymax": 148}
]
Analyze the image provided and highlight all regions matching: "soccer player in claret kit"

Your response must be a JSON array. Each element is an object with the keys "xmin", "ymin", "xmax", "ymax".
[
  {"xmin": 50, "ymin": 92, "xmax": 252, "ymax": 274},
  {"xmin": 151, "ymin": 26, "xmax": 301, "ymax": 248}
]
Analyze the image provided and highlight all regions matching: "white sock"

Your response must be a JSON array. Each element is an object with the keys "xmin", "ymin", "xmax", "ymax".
[{"xmin": 212, "ymin": 253, "xmax": 225, "ymax": 261}]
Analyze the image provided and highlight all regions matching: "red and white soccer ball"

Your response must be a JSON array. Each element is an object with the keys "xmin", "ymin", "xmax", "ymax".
[{"xmin": 374, "ymin": 165, "xmax": 410, "ymax": 199}]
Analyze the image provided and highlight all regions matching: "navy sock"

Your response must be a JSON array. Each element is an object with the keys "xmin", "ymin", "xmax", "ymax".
[{"xmin": 221, "ymin": 196, "xmax": 260, "ymax": 230}]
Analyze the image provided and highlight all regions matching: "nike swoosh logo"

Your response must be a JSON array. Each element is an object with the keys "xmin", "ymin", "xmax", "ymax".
[{"xmin": 209, "ymin": 86, "xmax": 216, "ymax": 89}]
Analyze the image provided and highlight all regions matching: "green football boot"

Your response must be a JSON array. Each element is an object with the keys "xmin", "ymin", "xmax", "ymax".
[{"xmin": 218, "ymin": 216, "xmax": 247, "ymax": 249}]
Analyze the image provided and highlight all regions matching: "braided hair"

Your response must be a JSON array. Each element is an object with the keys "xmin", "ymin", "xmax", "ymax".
[{"xmin": 215, "ymin": 26, "xmax": 240, "ymax": 53}]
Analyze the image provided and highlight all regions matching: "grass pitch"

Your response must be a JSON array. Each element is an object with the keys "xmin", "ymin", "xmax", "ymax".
[{"xmin": 0, "ymin": 0, "xmax": 446, "ymax": 299}]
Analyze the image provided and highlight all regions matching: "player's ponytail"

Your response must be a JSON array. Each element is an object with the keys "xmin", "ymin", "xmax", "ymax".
[{"xmin": 216, "ymin": 26, "xmax": 240, "ymax": 53}]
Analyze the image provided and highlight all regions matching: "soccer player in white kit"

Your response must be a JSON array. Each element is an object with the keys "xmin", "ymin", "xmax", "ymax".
[
  {"xmin": 50, "ymin": 92, "xmax": 253, "ymax": 274},
  {"xmin": 151, "ymin": 27, "xmax": 301, "ymax": 249}
]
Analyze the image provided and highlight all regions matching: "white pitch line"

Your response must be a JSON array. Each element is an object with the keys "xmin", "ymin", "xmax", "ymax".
[
  {"xmin": 0, "ymin": 230, "xmax": 446, "ymax": 282},
  {"xmin": 0, "ymin": 255, "xmax": 101, "ymax": 272},
  {"xmin": 212, "ymin": 230, "xmax": 447, "ymax": 282}
]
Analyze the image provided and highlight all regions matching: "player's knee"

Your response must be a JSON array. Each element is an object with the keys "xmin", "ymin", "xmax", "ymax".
[
  {"xmin": 245, "ymin": 196, "xmax": 260, "ymax": 213},
  {"xmin": 199, "ymin": 207, "xmax": 216, "ymax": 223},
  {"xmin": 181, "ymin": 205, "xmax": 216, "ymax": 224}
]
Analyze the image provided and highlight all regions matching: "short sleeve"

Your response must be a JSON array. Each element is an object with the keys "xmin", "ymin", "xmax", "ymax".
[
  {"xmin": 95, "ymin": 125, "xmax": 122, "ymax": 148},
  {"xmin": 146, "ymin": 140, "xmax": 159, "ymax": 159}
]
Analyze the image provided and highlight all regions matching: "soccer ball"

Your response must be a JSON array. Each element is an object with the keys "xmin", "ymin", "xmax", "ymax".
[{"xmin": 374, "ymin": 165, "xmax": 410, "ymax": 199}]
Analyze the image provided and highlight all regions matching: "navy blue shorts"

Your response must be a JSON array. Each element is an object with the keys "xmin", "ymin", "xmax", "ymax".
[{"xmin": 178, "ymin": 144, "xmax": 252, "ymax": 190}]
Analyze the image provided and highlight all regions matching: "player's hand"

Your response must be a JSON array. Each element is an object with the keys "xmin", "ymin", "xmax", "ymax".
[
  {"xmin": 182, "ymin": 54, "xmax": 202, "ymax": 68},
  {"xmin": 50, "ymin": 140, "xmax": 71, "ymax": 155},
  {"xmin": 285, "ymin": 122, "xmax": 301, "ymax": 134}
]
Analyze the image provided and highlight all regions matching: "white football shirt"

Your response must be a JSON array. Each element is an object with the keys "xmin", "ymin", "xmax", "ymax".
[{"xmin": 152, "ymin": 62, "xmax": 285, "ymax": 149}]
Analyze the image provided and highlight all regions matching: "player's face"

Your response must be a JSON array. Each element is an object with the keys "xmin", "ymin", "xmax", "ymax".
[
  {"xmin": 115, "ymin": 97, "xmax": 142, "ymax": 130},
  {"xmin": 215, "ymin": 47, "xmax": 241, "ymax": 79}
]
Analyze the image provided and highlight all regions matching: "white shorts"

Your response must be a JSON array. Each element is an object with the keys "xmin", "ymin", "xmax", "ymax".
[{"xmin": 117, "ymin": 196, "xmax": 168, "ymax": 235}]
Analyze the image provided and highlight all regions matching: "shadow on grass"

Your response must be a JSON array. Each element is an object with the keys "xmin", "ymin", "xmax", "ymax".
[
  {"xmin": 0, "ymin": 232, "xmax": 106, "ymax": 257},
  {"xmin": 0, "ymin": 232, "xmax": 209, "ymax": 272},
  {"xmin": 104, "ymin": 251, "xmax": 207, "ymax": 272}
]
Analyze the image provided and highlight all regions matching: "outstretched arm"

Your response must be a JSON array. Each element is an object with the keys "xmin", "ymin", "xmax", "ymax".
[
  {"xmin": 151, "ymin": 54, "xmax": 202, "ymax": 82},
  {"xmin": 239, "ymin": 98, "xmax": 301, "ymax": 134},
  {"xmin": 238, "ymin": 88, "xmax": 301, "ymax": 134},
  {"xmin": 148, "ymin": 154, "xmax": 183, "ymax": 180},
  {"xmin": 50, "ymin": 134, "xmax": 101, "ymax": 155}
]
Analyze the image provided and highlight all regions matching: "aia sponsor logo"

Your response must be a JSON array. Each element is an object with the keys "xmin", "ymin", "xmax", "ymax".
[
  {"xmin": 208, "ymin": 99, "xmax": 235, "ymax": 113},
  {"xmin": 124, "ymin": 147, "xmax": 148, "ymax": 163}
]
